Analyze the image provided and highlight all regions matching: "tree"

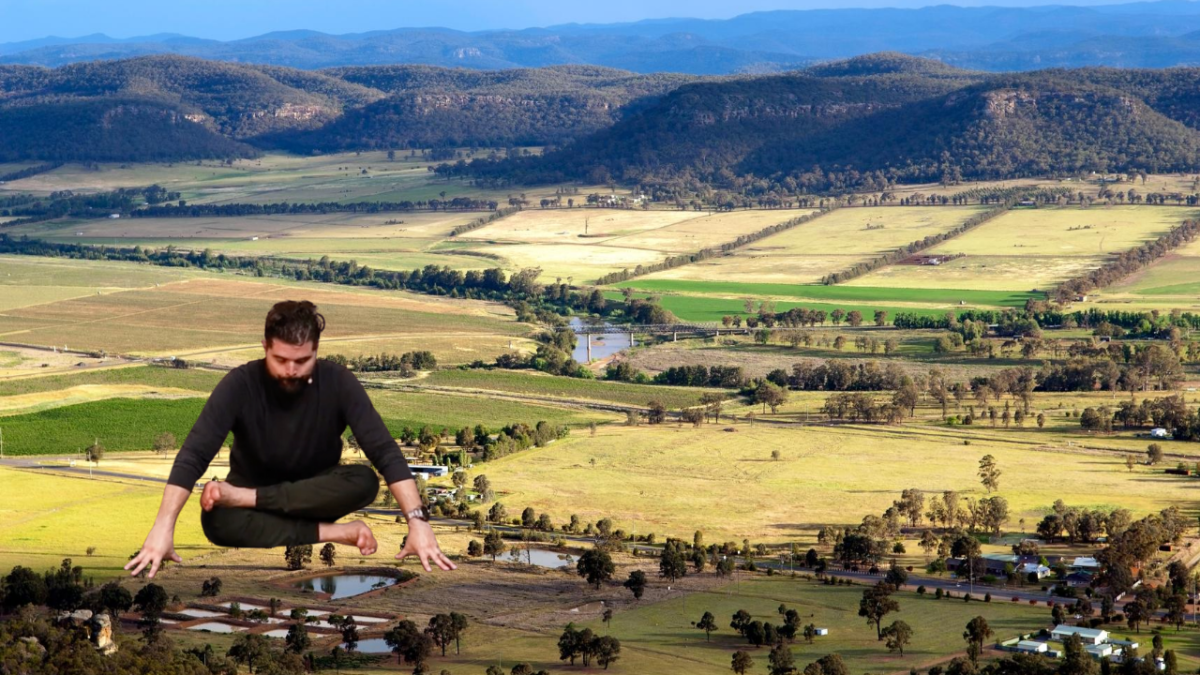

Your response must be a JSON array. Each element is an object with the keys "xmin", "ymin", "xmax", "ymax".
[
  {"xmin": 1125, "ymin": 598, "xmax": 1148, "ymax": 632},
  {"xmin": 577, "ymin": 548, "xmax": 615, "ymax": 589},
  {"xmin": 755, "ymin": 381, "xmax": 788, "ymax": 414},
  {"xmin": 484, "ymin": 529, "xmax": 507, "ymax": 561},
  {"xmin": 874, "ymin": 310, "xmax": 889, "ymax": 327},
  {"xmin": 883, "ymin": 620, "xmax": 913, "ymax": 655},
  {"xmin": 1126, "ymin": 455, "xmax": 1137, "ymax": 471},
  {"xmin": 731, "ymin": 650, "xmax": 754, "ymax": 675},
  {"xmin": 978, "ymin": 454, "xmax": 1000, "ymax": 492},
  {"xmin": 623, "ymin": 570, "xmax": 647, "ymax": 599},
  {"xmin": 85, "ymin": 440, "xmax": 105, "ymax": 464},
  {"xmin": 593, "ymin": 635, "xmax": 621, "ymax": 669},
  {"xmin": 200, "ymin": 576, "xmax": 223, "ymax": 597},
  {"xmin": 385, "ymin": 619, "xmax": 433, "ymax": 673},
  {"xmin": 227, "ymin": 634, "xmax": 271, "ymax": 674},
  {"xmin": 859, "ymin": 582, "xmax": 900, "ymax": 640},
  {"xmin": 284, "ymin": 545, "xmax": 312, "ymax": 571},
  {"xmin": 285, "ymin": 622, "xmax": 311, "ymax": 654},
  {"xmin": 426, "ymin": 613, "xmax": 457, "ymax": 656},
  {"xmin": 96, "ymin": 581, "xmax": 133, "ymax": 625},
  {"xmin": 331, "ymin": 615, "xmax": 359, "ymax": 653},
  {"xmin": 152, "ymin": 432, "xmax": 176, "ymax": 454},
  {"xmin": 769, "ymin": 644, "xmax": 796, "ymax": 675},
  {"xmin": 1148, "ymin": 443, "xmax": 1164, "ymax": 465},
  {"xmin": 697, "ymin": 611, "xmax": 717, "ymax": 641},
  {"xmin": 1060, "ymin": 634, "xmax": 1097, "ymax": 675},
  {"xmin": 659, "ymin": 542, "xmax": 688, "ymax": 583},
  {"xmin": 647, "ymin": 400, "xmax": 667, "ymax": 424},
  {"xmin": 962, "ymin": 616, "xmax": 992, "ymax": 664},
  {"xmin": 320, "ymin": 543, "xmax": 337, "ymax": 568}
]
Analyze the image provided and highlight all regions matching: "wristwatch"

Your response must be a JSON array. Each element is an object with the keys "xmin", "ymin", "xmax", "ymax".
[{"xmin": 404, "ymin": 506, "xmax": 430, "ymax": 523}]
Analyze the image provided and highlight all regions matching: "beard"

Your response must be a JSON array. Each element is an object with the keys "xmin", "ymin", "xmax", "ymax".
[{"xmin": 273, "ymin": 373, "xmax": 309, "ymax": 394}]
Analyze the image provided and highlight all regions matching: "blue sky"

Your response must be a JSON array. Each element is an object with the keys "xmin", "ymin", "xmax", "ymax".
[{"xmin": 0, "ymin": 0, "xmax": 1156, "ymax": 43}]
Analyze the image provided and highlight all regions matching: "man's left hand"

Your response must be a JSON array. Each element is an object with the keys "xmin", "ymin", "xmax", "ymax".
[{"xmin": 396, "ymin": 518, "xmax": 457, "ymax": 571}]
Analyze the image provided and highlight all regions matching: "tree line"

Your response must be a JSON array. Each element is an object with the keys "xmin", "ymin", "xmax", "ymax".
[
  {"xmin": 1055, "ymin": 218, "xmax": 1200, "ymax": 303},
  {"xmin": 820, "ymin": 203, "xmax": 1010, "ymax": 285},
  {"xmin": 594, "ymin": 209, "xmax": 832, "ymax": 286}
]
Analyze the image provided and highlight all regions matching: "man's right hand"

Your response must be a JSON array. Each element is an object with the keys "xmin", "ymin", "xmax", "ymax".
[{"xmin": 125, "ymin": 525, "xmax": 182, "ymax": 579}]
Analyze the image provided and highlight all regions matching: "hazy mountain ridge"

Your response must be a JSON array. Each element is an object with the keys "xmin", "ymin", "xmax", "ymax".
[{"xmin": 6, "ymin": 3, "xmax": 1200, "ymax": 73}]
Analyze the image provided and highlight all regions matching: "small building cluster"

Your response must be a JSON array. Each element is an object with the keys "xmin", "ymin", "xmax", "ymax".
[{"xmin": 1002, "ymin": 625, "xmax": 1163, "ymax": 670}]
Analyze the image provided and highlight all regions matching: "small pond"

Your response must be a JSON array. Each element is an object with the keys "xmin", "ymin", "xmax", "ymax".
[
  {"xmin": 187, "ymin": 622, "xmax": 246, "ymax": 633},
  {"xmin": 263, "ymin": 629, "xmax": 291, "ymax": 639},
  {"xmin": 218, "ymin": 601, "xmax": 265, "ymax": 611},
  {"xmin": 293, "ymin": 574, "xmax": 397, "ymax": 600},
  {"xmin": 178, "ymin": 609, "xmax": 225, "ymax": 619},
  {"xmin": 343, "ymin": 638, "xmax": 391, "ymax": 653},
  {"xmin": 502, "ymin": 548, "xmax": 576, "ymax": 569}
]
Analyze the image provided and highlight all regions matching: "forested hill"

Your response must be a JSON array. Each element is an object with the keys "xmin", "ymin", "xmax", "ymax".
[
  {"xmin": 454, "ymin": 57, "xmax": 1200, "ymax": 194},
  {"xmin": 262, "ymin": 66, "xmax": 700, "ymax": 152},
  {"xmin": 0, "ymin": 56, "xmax": 700, "ymax": 161},
  {"xmin": 8, "ymin": 52, "xmax": 1200, "ymax": 188}
]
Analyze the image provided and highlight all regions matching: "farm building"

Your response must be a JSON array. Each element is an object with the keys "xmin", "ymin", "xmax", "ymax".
[
  {"xmin": 1150, "ymin": 428, "xmax": 1170, "ymax": 439},
  {"xmin": 1018, "ymin": 562, "xmax": 1051, "ymax": 579},
  {"xmin": 1084, "ymin": 644, "xmax": 1114, "ymax": 659},
  {"xmin": 1014, "ymin": 640, "xmax": 1049, "ymax": 654},
  {"xmin": 409, "ymin": 464, "xmax": 450, "ymax": 478},
  {"xmin": 1050, "ymin": 625, "xmax": 1108, "ymax": 645},
  {"xmin": 814, "ymin": 628, "xmax": 829, "ymax": 636},
  {"xmin": 1071, "ymin": 557, "xmax": 1101, "ymax": 572}
]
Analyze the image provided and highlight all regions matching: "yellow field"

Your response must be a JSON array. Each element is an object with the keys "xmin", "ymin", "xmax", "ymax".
[
  {"xmin": 453, "ymin": 208, "xmax": 817, "ymax": 282},
  {"xmin": 475, "ymin": 423, "xmax": 1200, "ymax": 544},
  {"xmin": 853, "ymin": 206, "xmax": 1196, "ymax": 291},
  {"xmin": 645, "ymin": 207, "xmax": 982, "ymax": 285},
  {"xmin": 0, "ymin": 383, "xmax": 203, "ymax": 416},
  {"xmin": 464, "ymin": 208, "xmax": 699, "ymax": 243},
  {"xmin": 0, "ymin": 258, "xmax": 526, "ymax": 357}
]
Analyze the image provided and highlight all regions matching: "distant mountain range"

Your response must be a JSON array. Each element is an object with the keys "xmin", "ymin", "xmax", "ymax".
[
  {"xmin": 6, "ymin": 2, "xmax": 1200, "ymax": 73},
  {"xmin": 5, "ymin": 51, "xmax": 1200, "ymax": 193}
]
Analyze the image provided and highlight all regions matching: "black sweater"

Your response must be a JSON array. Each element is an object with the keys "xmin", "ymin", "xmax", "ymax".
[{"xmin": 167, "ymin": 359, "xmax": 412, "ymax": 489}]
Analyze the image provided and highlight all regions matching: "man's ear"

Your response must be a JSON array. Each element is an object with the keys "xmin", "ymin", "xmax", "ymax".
[{"xmin": 261, "ymin": 339, "xmax": 270, "ymax": 353}]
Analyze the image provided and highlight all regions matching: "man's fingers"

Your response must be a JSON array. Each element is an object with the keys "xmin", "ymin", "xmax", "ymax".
[
  {"xmin": 170, "ymin": 552, "xmax": 183, "ymax": 563},
  {"xmin": 148, "ymin": 560, "xmax": 161, "ymax": 579},
  {"xmin": 418, "ymin": 551, "xmax": 433, "ymax": 572},
  {"xmin": 127, "ymin": 555, "xmax": 149, "ymax": 577},
  {"xmin": 435, "ymin": 551, "xmax": 456, "ymax": 571}
]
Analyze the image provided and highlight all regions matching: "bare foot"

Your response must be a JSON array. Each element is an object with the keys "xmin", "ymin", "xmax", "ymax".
[
  {"xmin": 200, "ymin": 481, "xmax": 254, "ymax": 512},
  {"xmin": 320, "ymin": 520, "xmax": 377, "ymax": 556}
]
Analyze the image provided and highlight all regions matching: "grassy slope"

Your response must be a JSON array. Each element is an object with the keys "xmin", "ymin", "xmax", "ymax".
[{"xmin": 478, "ymin": 424, "xmax": 1200, "ymax": 544}]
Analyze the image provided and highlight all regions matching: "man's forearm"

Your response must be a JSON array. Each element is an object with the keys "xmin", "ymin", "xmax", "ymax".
[
  {"xmin": 152, "ymin": 484, "xmax": 193, "ymax": 531},
  {"xmin": 389, "ymin": 479, "xmax": 424, "ymax": 517}
]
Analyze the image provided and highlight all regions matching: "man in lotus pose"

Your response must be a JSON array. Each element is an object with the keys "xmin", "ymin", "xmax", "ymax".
[{"xmin": 127, "ymin": 300, "xmax": 456, "ymax": 579}]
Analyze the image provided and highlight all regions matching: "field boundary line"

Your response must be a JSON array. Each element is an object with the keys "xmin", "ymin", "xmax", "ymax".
[
  {"xmin": 821, "ymin": 202, "xmax": 1012, "ymax": 285},
  {"xmin": 594, "ymin": 208, "xmax": 836, "ymax": 286}
]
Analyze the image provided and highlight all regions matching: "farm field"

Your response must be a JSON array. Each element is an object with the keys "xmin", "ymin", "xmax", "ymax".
[
  {"xmin": 1103, "ymin": 234, "xmax": 1200, "ymax": 311},
  {"xmin": 607, "ymin": 290, "xmax": 950, "ymax": 323},
  {"xmin": 0, "ymin": 466, "xmax": 219, "ymax": 577},
  {"xmin": 0, "ymin": 151, "xmax": 607, "ymax": 207},
  {"xmin": 0, "ymin": 369, "xmax": 611, "ymax": 456},
  {"xmin": 850, "ymin": 206, "xmax": 1196, "ymax": 291},
  {"xmin": 615, "ymin": 279, "xmax": 1042, "ymax": 308},
  {"xmin": 456, "ymin": 208, "xmax": 816, "ymax": 282},
  {"xmin": 419, "ymin": 368, "xmax": 704, "ymax": 409},
  {"xmin": 641, "ymin": 207, "xmax": 984, "ymax": 286},
  {"xmin": 0, "ymin": 258, "xmax": 526, "ymax": 358},
  {"xmin": 475, "ymin": 423, "xmax": 1200, "ymax": 544}
]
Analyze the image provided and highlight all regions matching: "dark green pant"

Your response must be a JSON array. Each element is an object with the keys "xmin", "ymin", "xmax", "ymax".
[{"xmin": 200, "ymin": 464, "xmax": 379, "ymax": 548}]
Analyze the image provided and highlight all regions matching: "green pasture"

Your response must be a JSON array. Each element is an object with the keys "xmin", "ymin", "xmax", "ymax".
[{"xmin": 614, "ymin": 279, "xmax": 1042, "ymax": 308}]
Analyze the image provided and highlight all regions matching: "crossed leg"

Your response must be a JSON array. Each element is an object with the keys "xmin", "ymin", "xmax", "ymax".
[{"xmin": 200, "ymin": 464, "xmax": 381, "ymax": 553}]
